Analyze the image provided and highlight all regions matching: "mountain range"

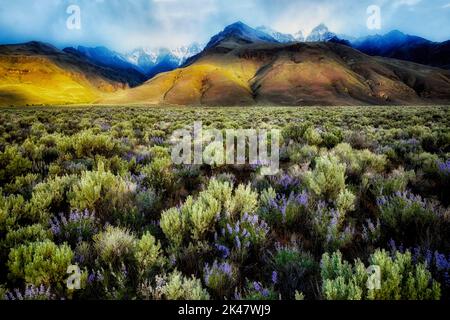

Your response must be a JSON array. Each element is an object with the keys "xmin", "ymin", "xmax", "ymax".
[
  {"xmin": 1, "ymin": 21, "xmax": 450, "ymax": 106},
  {"xmin": 125, "ymin": 44, "xmax": 203, "ymax": 78},
  {"xmin": 353, "ymin": 30, "xmax": 450, "ymax": 69}
]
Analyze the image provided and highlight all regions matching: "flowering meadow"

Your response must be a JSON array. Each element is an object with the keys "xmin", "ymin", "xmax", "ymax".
[{"xmin": 0, "ymin": 106, "xmax": 449, "ymax": 300}]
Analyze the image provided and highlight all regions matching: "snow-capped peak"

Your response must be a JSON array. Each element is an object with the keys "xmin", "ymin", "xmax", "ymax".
[
  {"xmin": 205, "ymin": 21, "xmax": 278, "ymax": 49},
  {"xmin": 256, "ymin": 26, "xmax": 295, "ymax": 43},
  {"xmin": 125, "ymin": 43, "xmax": 203, "ymax": 77},
  {"xmin": 306, "ymin": 24, "xmax": 337, "ymax": 42},
  {"xmin": 169, "ymin": 43, "xmax": 203, "ymax": 62}
]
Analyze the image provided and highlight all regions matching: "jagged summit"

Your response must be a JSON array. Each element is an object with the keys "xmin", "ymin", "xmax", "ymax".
[
  {"xmin": 256, "ymin": 26, "xmax": 295, "ymax": 43},
  {"xmin": 306, "ymin": 23, "xmax": 337, "ymax": 42},
  {"xmin": 205, "ymin": 21, "xmax": 278, "ymax": 49}
]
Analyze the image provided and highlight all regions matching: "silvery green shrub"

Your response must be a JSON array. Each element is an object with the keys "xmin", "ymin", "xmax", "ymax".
[
  {"xmin": 305, "ymin": 155, "xmax": 346, "ymax": 201},
  {"xmin": 0, "ymin": 146, "xmax": 32, "ymax": 184},
  {"xmin": 160, "ymin": 207, "xmax": 189, "ymax": 249},
  {"xmin": 321, "ymin": 250, "xmax": 441, "ymax": 300},
  {"xmin": 336, "ymin": 189, "xmax": 356, "ymax": 214},
  {"xmin": 225, "ymin": 184, "xmax": 258, "ymax": 219},
  {"xmin": 376, "ymin": 191, "xmax": 447, "ymax": 246},
  {"xmin": 0, "ymin": 194, "xmax": 26, "ymax": 234},
  {"xmin": 312, "ymin": 202, "xmax": 354, "ymax": 251},
  {"xmin": 367, "ymin": 167, "xmax": 415, "ymax": 197},
  {"xmin": 332, "ymin": 143, "xmax": 386, "ymax": 177},
  {"xmin": 150, "ymin": 271, "xmax": 210, "ymax": 300},
  {"xmin": 71, "ymin": 130, "xmax": 119, "ymax": 158},
  {"xmin": 269, "ymin": 245, "xmax": 316, "ymax": 299},
  {"xmin": 69, "ymin": 161, "xmax": 136, "ymax": 223},
  {"xmin": 135, "ymin": 232, "xmax": 164, "ymax": 279},
  {"xmin": 186, "ymin": 194, "xmax": 220, "ymax": 241},
  {"xmin": 8, "ymin": 240, "xmax": 74, "ymax": 288},
  {"xmin": 27, "ymin": 175, "xmax": 77, "ymax": 224},
  {"xmin": 161, "ymin": 180, "xmax": 260, "ymax": 249},
  {"xmin": 204, "ymin": 260, "xmax": 236, "ymax": 298},
  {"xmin": 3, "ymin": 224, "xmax": 51, "ymax": 249},
  {"xmin": 140, "ymin": 157, "xmax": 174, "ymax": 192},
  {"xmin": 93, "ymin": 226, "xmax": 136, "ymax": 268}
]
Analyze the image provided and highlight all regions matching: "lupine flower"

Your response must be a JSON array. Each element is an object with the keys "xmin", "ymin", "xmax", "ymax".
[
  {"xmin": 251, "ymin": 281, "xmax": 271, "ymax": 298},
  {"xmin": 215, "ymin": 244, "xmax": 230, "ymax": 259},
  {"xmin": 100, "ymin": 123, "xmax": 111, "ymax": 131},
  {"xmin": 122, "ymin": 265, "xmax": 128, "ymax": 278},
  {"xmin": 88, "ymin": 273, "xmax": 96, "ymax": 284},
  {"xmin": 6, "ymin": 285, "xmax": 55, "ymax": 300},
  {"xmin": 150, "ymin": 137, "xmax": 165, "ymax": 146},
  {"xmin": 434, "ymin": 252, "xmax": 450, "ymax": 271},
  {"xmin": 271, "ymin": 271, "xmax": 278, "ymax": 285},
  {"xmin": 267, "ymin": 191, "xmax": 308, "ymax": 224},
  {"xmin": 50, "ymin": 209, "xmax": 97, "ymax": 244},
  {"xmin": 253, "ymin": 282, "xmax": 262, "ymax": 292},
  {"xmin": 235, "ymin": 236, "xmax": 241, "ymax": 250},
  {"xmin": 204, "ymin": 261, "xmax": 233, "ymax": 285},
  {"xmin": 377, "ymin": 191, "xmax": 428, "ymax": 210},
  {"xmin": 75, "ymin": 253, "xmax": 85, "ymax": 264},
  {"xmin": 218, "ymin": 213, "xmax": 269, "ymax": 256},
  {"xmin": 87, "ymin": 270, "xmax": 105, "ymax": 284},
  {"xmin": 270, "ymin": 174, "xmax": 301, "ymax": 194},
  {"xmin": 437, "ymin": 160, "xmax": 450, "ymax": 176},
  {"xmin": 362, "ymin": 218, "xmax": 381, "ymax": 242},
  {"xmin": 425, "ymin": 250, "xmax": 433, "ymax": 267},
  {"xmin": 388, "ymin": 239, "xmax": 399, "ymax": 254}
]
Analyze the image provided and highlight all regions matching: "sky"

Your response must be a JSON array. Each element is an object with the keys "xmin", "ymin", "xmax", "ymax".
[{"xmin": 0, "ymin": 0, "xmax": 449, "ymax": 52}]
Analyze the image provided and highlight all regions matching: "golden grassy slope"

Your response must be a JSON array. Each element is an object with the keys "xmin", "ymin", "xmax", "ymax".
[
  {"xmin": 102, "ymin": 42, "xmax": 450, "ymax": 106},
  {"xmin": 0, "ymin": 42, "xmax": 131, "ymax": 106},
  {"xmin": 102, "ymin": 55, "xmax": 260, "ymax": 105},
  {"xmin": 2, "ymin": 41, "xmax": 450, "ymax": 106},
  {"xmin": 0, "ymin": 55, "xmax": 103, "ymax": 106}
]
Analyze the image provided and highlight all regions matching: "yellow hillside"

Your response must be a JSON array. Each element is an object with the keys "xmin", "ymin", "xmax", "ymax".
[
  {"xmin": 0, "ymin": 56, "xmax": 105, "ymax": 106},
  {"xmin": 102, "ymin": 55, "xmax": 260, "ymax": 105}
]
